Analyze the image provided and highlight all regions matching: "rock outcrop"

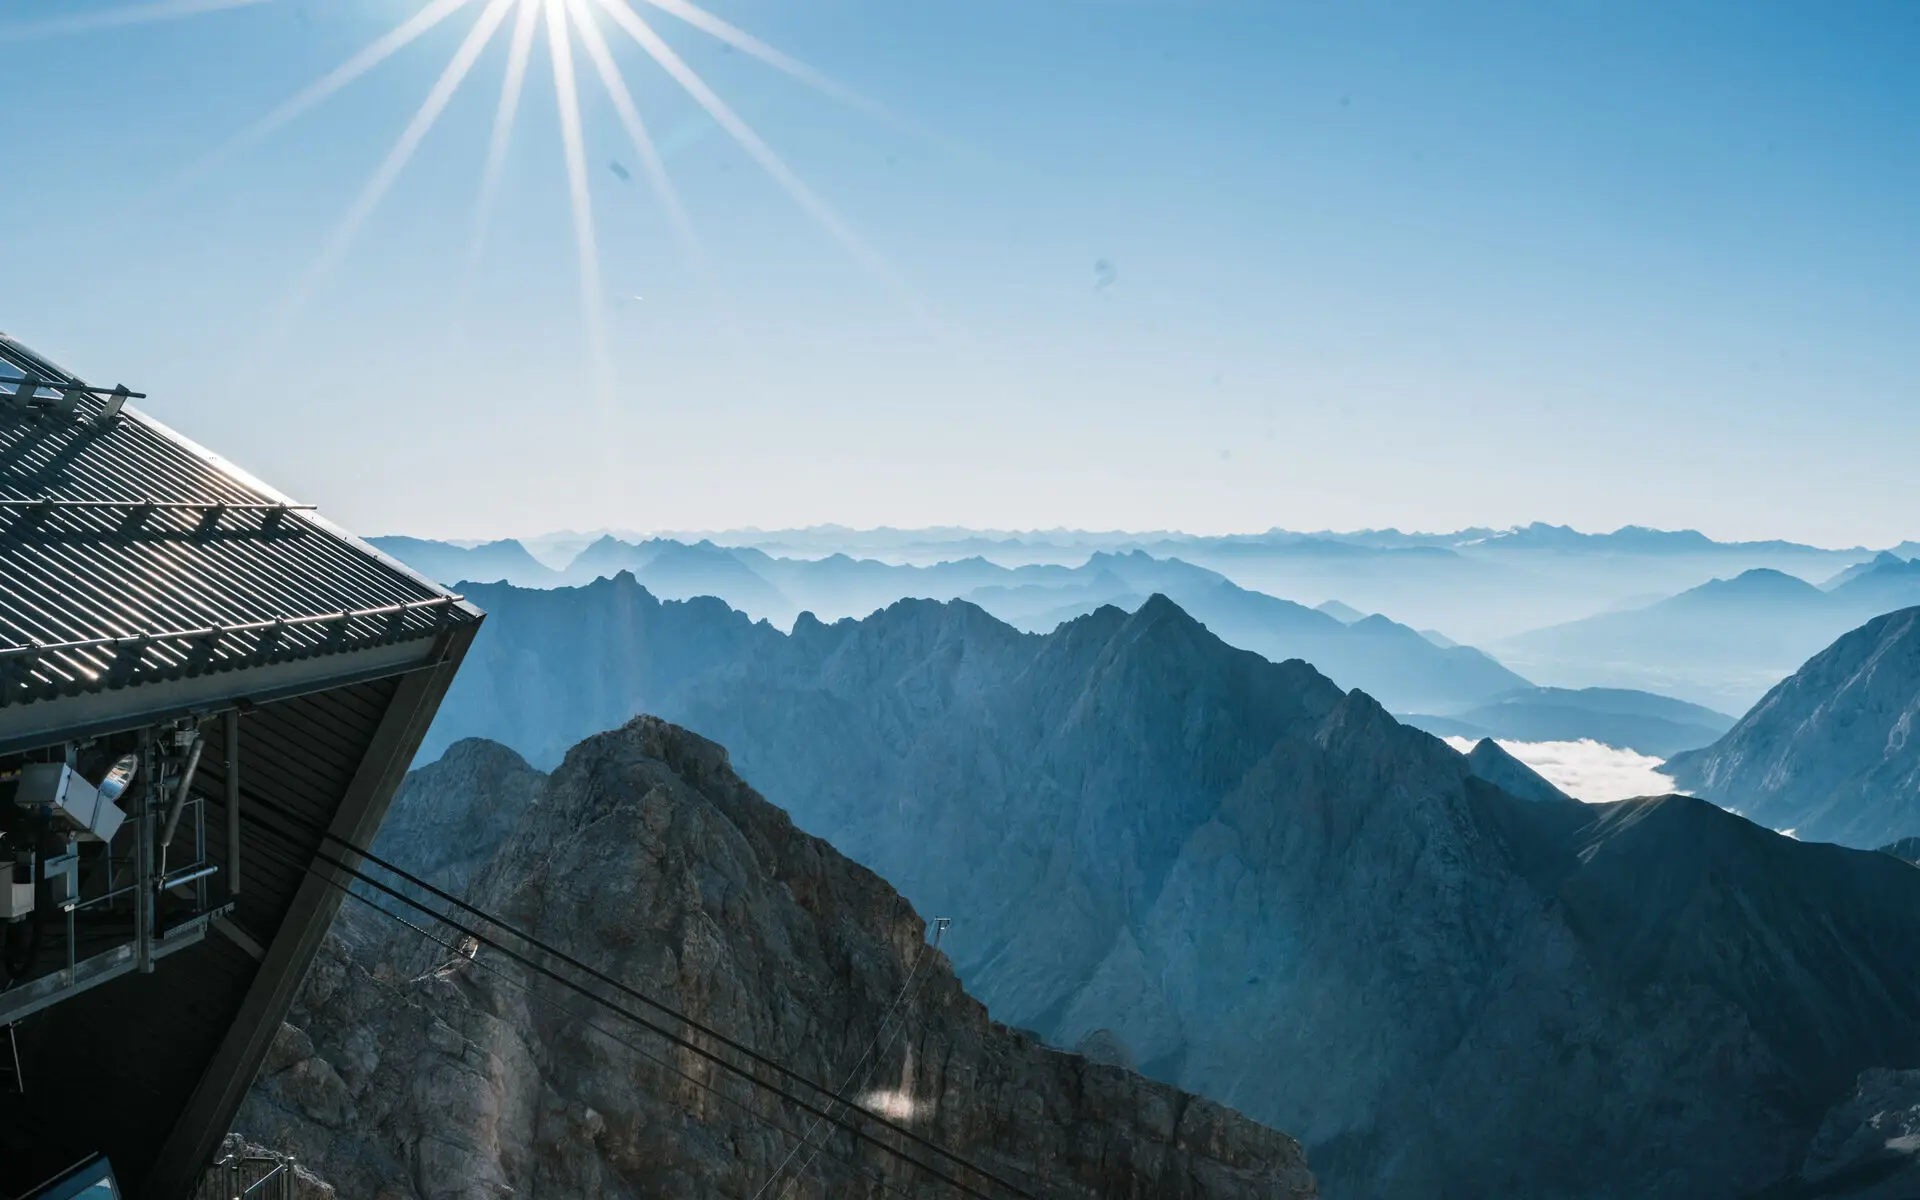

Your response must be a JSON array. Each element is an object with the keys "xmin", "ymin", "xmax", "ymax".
[
  {"xmin": 1667, "ymin": 606, "xmax": 1920, "ymax": 846},
  {"xmin": 1771, "ymin": 1069, "xmax": 1920, "ymax": 1198},
  {"xmin": 1463, "ymin": 735, "xmax": 1574, "ymax": 803},
  {"xmin": 235, "ymin": 718, "xmax": 1317, "ymax": 1200}
]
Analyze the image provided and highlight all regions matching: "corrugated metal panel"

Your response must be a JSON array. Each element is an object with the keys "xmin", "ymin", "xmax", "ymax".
[{"xmin": 0, "ymin": 335, "xmax": 479, "ymax": 709}]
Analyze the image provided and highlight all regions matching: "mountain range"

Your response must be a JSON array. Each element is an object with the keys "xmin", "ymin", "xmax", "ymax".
[
  {"xmin": 375, "ymin": 528, "xmax": 1920, "ymax": 725},
  {"xmin": 418, "ymin": 570, "xmax": 1539, "ymax": 765},
  {"xmin": 409, "ymin": 586, "xmax": 1920, "ymax": 1197},
  {"xmin": 376, "ymin": 523, "xmax": 1891, "ymax": 646},
  {"xmin": 1495, "ymin": 561, "xmax": 1920, "ymax": 712},
  {"xmin": 1402, "ymin": 686, "xmax": 1737, "ymax": 758}
]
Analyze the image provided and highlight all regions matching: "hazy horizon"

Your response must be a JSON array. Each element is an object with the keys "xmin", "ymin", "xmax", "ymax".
[{"xmin": 375, "ymin": 518, "xmax": 1905, "ymax": 554}]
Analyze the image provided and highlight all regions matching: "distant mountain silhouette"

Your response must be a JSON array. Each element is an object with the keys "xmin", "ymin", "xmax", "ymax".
[
  {"xmin": 413, "ymin": 547, "xmax": 1537, "ymax": 717},
  {"xmin": 375, "ymin": 525, "xmax": 1889, "ymax": 649},
  {"xmin": 368, "ymin": 535, "xmax": 558, "ymax": 587},
  {"xmin": 1821, "ymin": 550, "xmax": 1908, "ymax": 591},
  {"xmin": 1171, "ymin": 584, "xmax": 1531, "ymax": 712},
  {"xmin": 630, "ymin": 538, "xmax": 794, "ymax": 617},
  {"xmin": 1403, "ymin": 686, "xmax": 1737, "ymax": 757},
  {"xmin": 559, "ymin": 532, "xmax": 663, "ymax": 581},
  {"xmin": 1496, "ymin": 567, "xmax": 1920, "ymax": 712},
  {"xmin": 1828, "ymin": 556, "xmax": 1920, "ymax": 612},
  {"xmin": 1315, "ymin": 599, "xmax": 1365, "ymax": 623},
  {"xmin": 419, "ymin": 574, "xmax": 783, "ymax": 768},
  {"xmin": 1667, "ymin": 606, "xmax": 1920, "ymax": 847}
]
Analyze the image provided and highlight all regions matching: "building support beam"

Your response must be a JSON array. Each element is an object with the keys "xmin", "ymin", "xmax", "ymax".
[
  {"xmin": 224, "ymin": 710, "xmax": 241, "ymax": 900},
  {"xmin": 137, "ymin": 622, "xmax": 476, "ymax": 1200}
]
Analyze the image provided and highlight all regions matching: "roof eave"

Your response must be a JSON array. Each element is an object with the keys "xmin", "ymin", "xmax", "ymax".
[{"xmin": 0, "ymin": 635, "xmax": 452, "ymax": 756}]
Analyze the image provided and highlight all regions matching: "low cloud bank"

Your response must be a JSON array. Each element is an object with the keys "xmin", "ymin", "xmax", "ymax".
[{"xmin": 1445, "ymin": 736, "xmax": 1681, "ymax": 803}]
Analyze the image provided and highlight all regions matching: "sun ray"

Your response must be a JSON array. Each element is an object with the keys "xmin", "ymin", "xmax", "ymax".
[
  {"xmin": 566, "ymin": 0, "xmax": 702, "ymax": 268},
  {"xmin": 463, "ymin": 0, "xmax": 544, "ymax": 286},
  {"xmin": 590, "ymin": 0, "xmax": 903, "ymax": 293},
  {"xmin": 142, "ymin": 0, "xmax": 478, "ymax": 215},
  {"xmin": 631, "ymin": 0, "xmax": 892, "ymax": 122},
  {"xmin": 296, "ymin": 0, "xmax": 518, "ymax": 300},
  {"xmin": 568, "ymin": 0, "xmax": 764, "ymax": 395},
  {"xmin": 0, "ymin": 0, "xmax": 271, "ymax": 43},
  {"xmin": 546, "ymin": 0, "xmax": 613, "ymax": 403}
]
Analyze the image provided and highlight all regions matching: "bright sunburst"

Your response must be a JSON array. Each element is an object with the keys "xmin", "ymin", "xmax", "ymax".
[{"xmin": 6, "ymin": 0, "xmax": 902, "ymax": 382}]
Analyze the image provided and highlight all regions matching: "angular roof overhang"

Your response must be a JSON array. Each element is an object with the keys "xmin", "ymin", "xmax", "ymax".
[{"xmin": 0, "ymin": 334, "xmax": 483, "ymax": 1198}]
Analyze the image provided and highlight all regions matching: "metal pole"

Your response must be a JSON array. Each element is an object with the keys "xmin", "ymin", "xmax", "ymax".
[
  {"xmin": 225, "ymin": 710, "xmax": 241, "ymax": 899},
  {"xmin": 135, "ymin": 736, "xmax": 154, "ymax": 974},
  {"xmin": 158, "ymin": 734, "xmax": 203, "ymax": 847}
]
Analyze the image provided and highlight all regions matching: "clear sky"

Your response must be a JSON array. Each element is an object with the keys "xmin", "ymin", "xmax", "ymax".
[{"xmin": 2, "ymin": 0, "xmax": 1915, "ymax": 546}]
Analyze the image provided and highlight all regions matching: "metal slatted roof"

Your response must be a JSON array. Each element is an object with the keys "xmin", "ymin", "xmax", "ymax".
[{"xmin": 0, "ymin": 334, "xmax": 479, "ymax": 709}]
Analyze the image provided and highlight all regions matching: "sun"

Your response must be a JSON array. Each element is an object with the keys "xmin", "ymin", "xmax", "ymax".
[{"xmin": 2, "ymin": 0, "xmax": 904, "ymax": 395}]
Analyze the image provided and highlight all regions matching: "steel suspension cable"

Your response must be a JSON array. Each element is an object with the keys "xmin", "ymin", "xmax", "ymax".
[
  {"xmin": 775, "ymin": 945, "xmax": 945, "ymax": 1200},
  {"xmin": 241, "ymin": 790, "xmax": 1038, "ymax": 1200},
  {"xmin": 320, "ymin": 878, "xmax": 931, "ymax": 1200},
  {"xmin": 237, "ymin": 804, "xmax": 1031, "ymax": 1200}
]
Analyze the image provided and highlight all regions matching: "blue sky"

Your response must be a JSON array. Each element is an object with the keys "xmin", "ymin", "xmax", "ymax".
[{"xmin": 1, "ymin": 0, "xmax": 1915, "ymax": 545}]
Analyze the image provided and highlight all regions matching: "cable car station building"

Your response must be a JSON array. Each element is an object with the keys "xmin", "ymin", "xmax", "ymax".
[{"xmin": 0, "ymin": 333, "xmax": 482, "ymax": 1198}]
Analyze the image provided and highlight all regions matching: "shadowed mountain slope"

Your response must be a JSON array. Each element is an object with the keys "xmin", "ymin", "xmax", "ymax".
[
  {"xmin": 423, "ymin": 573, "xmax": 1535, "ymax": 772},
  {"xmin": 237, "ymin": 718, "xmax": 1318, "ymax": 1200},
  {"xmin": 1667, "ymin": 607, "xmax": 1920, "ymax": 847}
]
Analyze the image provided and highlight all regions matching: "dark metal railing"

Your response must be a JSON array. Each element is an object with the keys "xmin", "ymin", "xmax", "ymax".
[{"xmin": 0, "ymin": 595, "xmax": 463, "ymax": 662}]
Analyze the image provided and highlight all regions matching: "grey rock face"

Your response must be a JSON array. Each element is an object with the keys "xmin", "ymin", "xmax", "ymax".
[
  {"xmin": 1880, "ymin": 838, "xmax": 1920, "ymax": 866},
  {"xmin": 235, "ymin": 718, "xmax": 1317, "ymax": 1200},
  {"xmin": 1667, "ymin": 607, "xmax": 1920, "ymax": 846},
  {"xmin": 1464, "ymin": 736, "xmax": 1573, "ymax": 803},
  {"xmin": 1787, "ymin": 1069, "xmax": 1920, "ymax": 1198},
  {"xmin": 335, "ymin": 738, "xmax": 547, "ymax": 950}
]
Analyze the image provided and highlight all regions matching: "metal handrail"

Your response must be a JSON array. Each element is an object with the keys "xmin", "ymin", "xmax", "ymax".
[
  {"xmin": 0, "ymin": 500, "xmax": 315, "ymax": 512},
  {"xmin": 0, "ymin": 594, "xmax": 464, "ymax": 660},
  {"xmin": 0, "ymin": 379, "xmax": 146, "ymax": 401},
  {"xmin": 197, "ymin": 1135, "xmax": 297, "ymax": 1200}
]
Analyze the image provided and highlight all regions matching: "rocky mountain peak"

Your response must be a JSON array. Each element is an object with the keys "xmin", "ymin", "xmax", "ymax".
[
  {"xmin": 238, "ymin": 718, "xmax": 1320, "ymax": 1200},
  {"xmin": 1465, "ymin": 737, "xmax": 1573, "ymax": 804},
  {"xmin": 1667, "ymin": 605, "xmax": 1920, "ymax": 845}
]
